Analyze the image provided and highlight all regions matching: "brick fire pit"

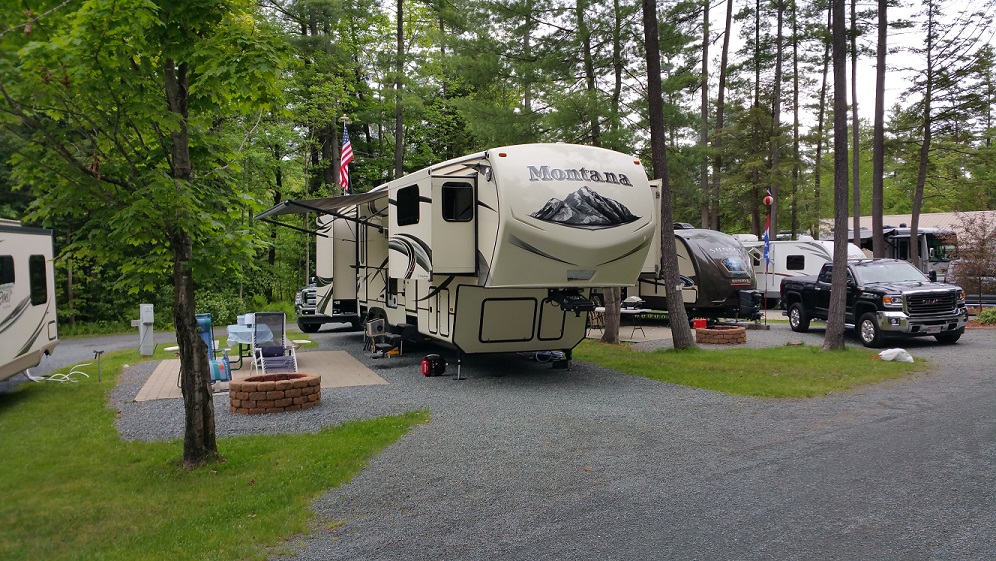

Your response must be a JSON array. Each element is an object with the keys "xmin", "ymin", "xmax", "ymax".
[
  {"xmin": 229, "ymin": 373, "xmax": 321, "ymax": 414},
  {"xmin": 695, "ymin": 325, "xmax": 747, "ymax": 345}
]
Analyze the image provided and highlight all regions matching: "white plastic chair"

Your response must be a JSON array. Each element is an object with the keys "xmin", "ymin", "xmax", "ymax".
[{"xmin": 251, "ymin": 312, "xmax": 298, "ymax": 374}]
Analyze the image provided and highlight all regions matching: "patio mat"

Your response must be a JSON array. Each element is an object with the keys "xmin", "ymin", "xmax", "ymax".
[{"xmin": 134, "ymin": 351, "xmax": 387, "ymax": 402}]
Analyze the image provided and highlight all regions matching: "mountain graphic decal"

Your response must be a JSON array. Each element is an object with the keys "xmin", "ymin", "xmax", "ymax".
[{"xmin": 529, "ymin": 186, "xmax": 639, "ymax": 229}]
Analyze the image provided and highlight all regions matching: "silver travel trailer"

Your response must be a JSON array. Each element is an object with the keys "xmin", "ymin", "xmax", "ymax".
[
  {"xmin": 633, "ymin": 220, "xmax": 762, "ymax": 321},
  {"xmin": 258, "ymin": 144, "xmax": 657, "ymax": 363},
  {"xmin": 734, "ymin": 234, "xmax": 865, "ymax": 305},
  {"xmin": 0, "ymin": 219, "xmax": 59, "ymax": 381}
]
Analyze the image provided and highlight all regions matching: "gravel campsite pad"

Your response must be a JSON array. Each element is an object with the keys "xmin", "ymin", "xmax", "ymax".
[{"xmin": 109, "ymin": 324, "xmax": 996, "ymax": 560}]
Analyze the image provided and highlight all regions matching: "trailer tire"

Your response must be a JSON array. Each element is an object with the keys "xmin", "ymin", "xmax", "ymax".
[
  {"xmin": 788, "ymin": 303, "xmax": 810, "ymax": 333},
  {"xmin": 858, "ymin": 313, "xmax": 884, "ymax": 348},
  {"xmin": 298, "ymin": 321, "xmax": 320, "ymax": 333}
]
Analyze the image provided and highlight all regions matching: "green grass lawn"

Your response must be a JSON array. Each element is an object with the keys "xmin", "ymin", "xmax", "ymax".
[
  {"xmin": 574, "ymin": 340, "xmax": 925, "ymax": 398},
  {"xmin": 0, "ymin": 350, "xmax": 426, "ymax": 561}
]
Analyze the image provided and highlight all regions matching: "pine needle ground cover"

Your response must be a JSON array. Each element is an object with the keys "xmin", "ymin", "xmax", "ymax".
[
  {"xmin": 574, "ymin": 341, "xmax": 924, "ymax": 398},
  {"xmin": 0, "ymin": 350, "xmax": 426, "ymax": 561}
]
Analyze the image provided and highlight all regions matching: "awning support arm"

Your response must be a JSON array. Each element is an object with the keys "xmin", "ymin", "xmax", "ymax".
[{"xmin": 283, "ymin": 200, "xmax": 385, "ymax": 233}]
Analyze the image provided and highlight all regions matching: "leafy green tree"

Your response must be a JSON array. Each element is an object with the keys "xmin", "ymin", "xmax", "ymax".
[{"xmin": 1, "ymin": 0, "xmax": 289, "ymax": 467}]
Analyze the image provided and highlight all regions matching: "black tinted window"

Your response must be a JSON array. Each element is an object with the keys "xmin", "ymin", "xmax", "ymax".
[
  {"xmin": 786, "ymin": 255, "xmax": 805, "ymax": 270},
  {"xmin": 397, "ymin": 185, "xmax": 420, "ymax": 226},
  {"xmin": 0, "ymin": 255, "xmax": 12, "ymax": 285},
  {"xmin": 29, "ymin": 255, "xmax": 47, "ymax": 305},
  {"xmin": 442, "ymin": 183, "xmax": 474, "ymax": 222}
]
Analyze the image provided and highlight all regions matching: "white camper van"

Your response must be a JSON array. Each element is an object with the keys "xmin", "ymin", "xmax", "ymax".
[
  {"xmin": 258, "ymin": 144, "xmax": 657, "ymax": 364},
  {"xmin": 734, "ymin": 234, "xmax": 865, "ymax": 304},
  {"xmin": 0, "ymin": 219, "xmax": 59, "ymax": 381}
]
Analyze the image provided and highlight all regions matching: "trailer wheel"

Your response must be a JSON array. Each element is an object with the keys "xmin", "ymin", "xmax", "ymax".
[
  {"xmin": 788, "ymin": 303, "xmax": 810, "ymax": 333},
  {"xmin": 934, "ymin": 327, "xmax": 963, "ymax": 344},
  {"xmin": 298, "ymin": 321, "xmax": 320, "ymax": 333},
  {"xmin": 858, "ymin": 313, "xmax": 884, "ymax": 348}
]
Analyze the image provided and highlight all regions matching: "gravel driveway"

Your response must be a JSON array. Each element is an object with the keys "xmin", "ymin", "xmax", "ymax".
[{"xmin": 104, "ymin": 323, "xmax": 995, "ymax": 559}]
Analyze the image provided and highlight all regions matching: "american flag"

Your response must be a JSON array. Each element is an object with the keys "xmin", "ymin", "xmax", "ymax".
[{"xmin": 339, "ymin": 124, "xmax": 354, "ymax": 193}]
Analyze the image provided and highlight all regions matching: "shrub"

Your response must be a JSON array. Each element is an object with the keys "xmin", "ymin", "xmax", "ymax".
[{"xmin": 976, "ymin": 307, "xmax": 996, "ymax": 325}]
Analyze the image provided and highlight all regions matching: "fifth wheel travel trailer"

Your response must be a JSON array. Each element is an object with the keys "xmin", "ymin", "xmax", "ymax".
[
  {"xmin": 734, "ymin": 234, "xmax": 865, "ymax": 305},
  {"xmin": 0, "ymin": 219, "xmax": 59, "ymax": 381},
  {"xmin": 257, "ymin": 143, "xmax": 657, "ymax": 367}
]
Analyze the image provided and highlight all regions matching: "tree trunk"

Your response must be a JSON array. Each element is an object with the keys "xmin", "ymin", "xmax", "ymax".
[
  {"xmin": 173, "ymin": 228, "xmax": 219, "ymax": 467},
  {"xmin": 791, "ymin": 0, "xmax": 800, "ymax": 238},
  {"xmin": 601, "ymin": 287, "xmax": 622, "ymax": 344},
  {"xmin": 393, "ymin": 0, "xmax": 404, "ymax": 179},
  {"xmin": 578, "ymin": 0, "xmax": 601, "ymax": 146},
  {"xmin": 164, "ymin": 57, "xmax": 219, "ymax": 467},
  {"xmin": 710, "ymin": 0, "xmax": 735, "ymax": 231},
  {"xmin": 699, "ymin": 0, "xmax": 710, "ymax": 228},
  {"xmin": 872, "ymin": 0, "xmax": 887, "ymax": 257},
  {"xmin": 823, "ymin": 0, "xmax": 850, "ymax": 352},
  {"xmin": 643, "ymin": 0, "xmax": 696, "ymax": 350},
  {"xmin": 850, "ymin": 0, "xmax": 861, "ymax": 247},
  {"xmin": 812, "ymin": 5, "xmax": 832, "ymax": 236},
  {"xmin": 770, "ymin": 0, "xmax": 784, "ymax": 238},
  {"xmin": 911, "ymin": 1, "xmax": 937, "ymax": 272},
  {"xmin": 611, "ymin": 0, "xmax": 624, "ymax": 135}
]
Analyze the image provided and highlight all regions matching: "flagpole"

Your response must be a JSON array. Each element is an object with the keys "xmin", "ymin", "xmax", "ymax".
[{"xmin": 763, "ymin": 189, "xmax": 773, "ymax": 325}]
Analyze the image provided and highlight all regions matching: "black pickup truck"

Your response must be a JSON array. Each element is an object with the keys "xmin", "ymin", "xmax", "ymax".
[{"xmin": 779, "ymin": 259, "xmax": 968, "ymax": 347}]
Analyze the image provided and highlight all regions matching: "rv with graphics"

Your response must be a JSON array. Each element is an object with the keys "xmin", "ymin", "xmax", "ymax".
[
  {"xmin": 734, "ymin": 234, "xmax": 865, "ymax": 305},
  {"xmin": 632, "ymin": 216, "xmax": 762, "ymax": 321},
  {"xmin": 0, "ymin": 219, "xmax": 59, "ymax": 381},
  {"xmin": 827, "ymin": 226, "xmax": 954, "ymax": 281},
  {"xmin": 259, "ymin": 144, "xmax": 657, "ymax": 365}
]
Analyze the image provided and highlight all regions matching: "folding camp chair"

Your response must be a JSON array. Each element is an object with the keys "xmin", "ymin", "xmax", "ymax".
[
  {"xmin": 251, "ymin": 312, "xmax": 298, "ymax": 374},
  {"xmin": 195, "ymin": 313, "xmax": 232, "ymax": 390},
  {"xmin": 365, "ymin": 318, "xmax": 417, "ymax": 358}
]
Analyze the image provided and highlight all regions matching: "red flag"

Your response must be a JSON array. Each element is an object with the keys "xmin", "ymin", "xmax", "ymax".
[{"xmin": 339, "ymin": 125, "xmax": 354, "ymax": 193}]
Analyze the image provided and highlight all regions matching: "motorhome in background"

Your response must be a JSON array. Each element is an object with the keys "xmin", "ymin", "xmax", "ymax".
[
  {"xmin": 734, "ymin": 234, "xmax": 865, "ymax": 305},
  {"xmin": 258, "ymin": 143, "xmax": 657, "ymax": 364},
  {"xmin": 826, "ymin": 226, "xmax": 955, "ymax": 281},
  {"xmin": 0, "ymin": 219, "xmax": 59, "ymax": 381},
  {"xmin": 633, "ymin": 216, "xmax": 762, "ymax": 321}
]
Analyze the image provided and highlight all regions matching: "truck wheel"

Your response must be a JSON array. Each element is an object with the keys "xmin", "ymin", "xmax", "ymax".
[
  {"xmin": 298, "ymin": 321, "xmax": 320, "ymax": 333},
  {"xmin": 858, "ymin": 313, "xmax": 883, "ymax": 348},
  {"xmin": 788, "ymin": 303, "xmax": 810, "ymax": 333},
  {"xmin": 934, "ymin": 327, "xmax": 963, "ymax": 344}
]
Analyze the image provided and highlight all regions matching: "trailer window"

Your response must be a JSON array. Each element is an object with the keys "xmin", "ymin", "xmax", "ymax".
[
  {"xmin": 0, "ymin": 255, "xmax": 12, "ymax": 285},
  {"xmin": 441, "ymin": 182, "xmax": 474, "ymax": 222},
  {"xmin": 397, "ymin": 185, "xmax": 420, "ymax": 226},
  {"xmin": 28, "ymin": 255, "xmax": 48, "ymax": 306},
  {"xmin": 786, "ymin": 255, "xmax": 805, "ymax": 270},
  {"xmin": 29, "ymin": 255, "xmax": 47, "ymax": 305}
]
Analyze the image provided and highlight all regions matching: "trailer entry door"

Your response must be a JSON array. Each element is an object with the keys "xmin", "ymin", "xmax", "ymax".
[{"xmin": 431, "ymin": 177, "xmax": 476, "ymax": 274}]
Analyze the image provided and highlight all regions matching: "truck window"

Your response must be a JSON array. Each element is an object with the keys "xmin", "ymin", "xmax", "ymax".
[
  {"xmin": 441, "ymin": 182, "xmax": 474, "ymax": 222},
  {"xmin": 397, "ymin": 185, "xmax": 420, "ymax": 226},
  {"xmin": 29, "ymin": 255, "xmax": 47, "ymax": 305},
  {"xmin": 817, "ymin": 266, "xmax": 833, "ymax": 283},
  {"xmin": 786, "ymin": 255, "xmax": 805, "ymax": 270},
  {"xmin": 0, "ymin": 255, "xmax": 13, "ymax": 285}
]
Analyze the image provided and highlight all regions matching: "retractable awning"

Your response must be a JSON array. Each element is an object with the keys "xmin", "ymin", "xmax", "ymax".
[{"xmin": 254, "ymin": 189, "xmax": 388, "ymax": 220}]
